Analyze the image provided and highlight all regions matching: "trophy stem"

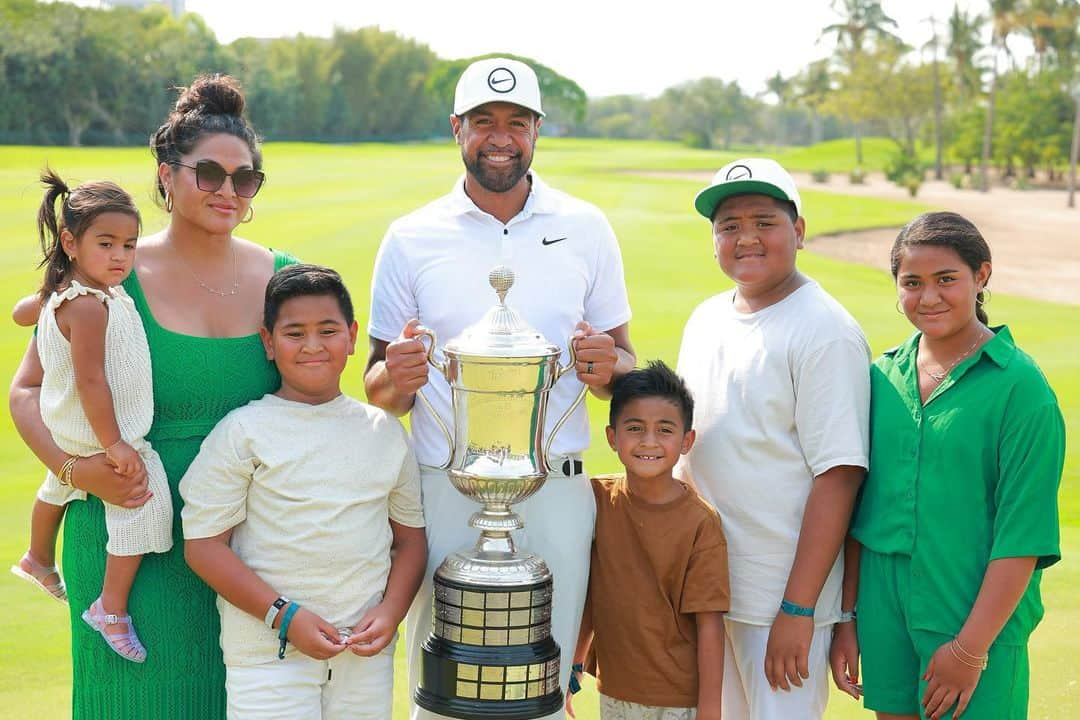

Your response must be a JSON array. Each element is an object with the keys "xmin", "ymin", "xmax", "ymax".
[{"xmin": 469, "ymin": 503, "xmax": 524, "ymax": 534}]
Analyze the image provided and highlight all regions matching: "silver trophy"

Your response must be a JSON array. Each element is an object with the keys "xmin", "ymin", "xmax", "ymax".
[{"xmin": 413, "ymin": 266, "xmax": 586, "ymax": 720}]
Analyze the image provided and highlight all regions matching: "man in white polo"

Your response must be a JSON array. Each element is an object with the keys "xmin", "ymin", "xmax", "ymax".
[{"xmin": 365, "ymin": 57, "xmax": 635, "ymax": 720}]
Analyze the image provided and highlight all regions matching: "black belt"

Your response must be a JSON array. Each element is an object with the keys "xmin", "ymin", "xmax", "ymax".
[{"xmin": 561, "ymin": 459, "xmax": 583, "ymax": 476}]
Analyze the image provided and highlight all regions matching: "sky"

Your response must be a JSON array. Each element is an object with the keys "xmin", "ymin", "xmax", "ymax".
[{"xmin": 118, "ymin": 0, "xmax": 1022, "ymax": 98}]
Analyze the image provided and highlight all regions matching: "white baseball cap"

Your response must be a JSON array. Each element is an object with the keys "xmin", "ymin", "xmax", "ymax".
[
  {"xmin": 694, "ymin": 158, "xmax": 802, "ymax": 219},
  {"xmin": 453, "ymin": 57, "xmax": 545, "ymax": 117}
]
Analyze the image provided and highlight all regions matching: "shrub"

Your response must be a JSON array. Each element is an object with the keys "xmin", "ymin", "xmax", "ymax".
[
  {"xmin": 849, "ymin": 167, "xmax": 867, "ymax": 185},
  {"xmin": 811, "ymin": 168, "xmax": 830, "ymax": 183},
  {"xmin": 1009, "ymin": 175, "xmax": 1031, "ymax": 191},
  {"xmin": 886, "ymin": 148, "xmax": 924, "ymax": 196}
]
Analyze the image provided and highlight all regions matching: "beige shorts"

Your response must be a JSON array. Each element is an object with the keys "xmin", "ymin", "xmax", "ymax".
[{"xmin": 599, "ymin": 694, "xmax": 696, "ymax": 720}]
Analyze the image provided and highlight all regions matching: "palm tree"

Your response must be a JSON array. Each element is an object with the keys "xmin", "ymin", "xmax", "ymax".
[
  {"xmin": 981, "ymin": 0, "xmax": 1022, "ymax": 192},
  {"xmin": 925, "ymin": 16, "xmax": 946, "ymax": 179},
  {"xmin": 947, "ymin": 4, "xmax": 986, "ymax": 102},
  {"xmin": 765, "ymin": 71, "xmax": 794, "ymax": 146},
  {"xmin": 795, "ymin": 60, "xmax": 833, "ymax": 145},
  {"xmin": 821, "ymin": 0, "xmax": 901, "ymax": 165}
]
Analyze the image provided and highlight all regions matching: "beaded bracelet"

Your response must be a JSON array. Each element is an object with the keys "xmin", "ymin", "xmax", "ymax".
[{"xmin": 104, "ymin": 440, "xmax": 126, "ymax": 462}]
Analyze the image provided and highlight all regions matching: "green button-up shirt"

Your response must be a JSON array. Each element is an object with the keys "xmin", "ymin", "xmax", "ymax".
[{"xmin": 852, "ymin": 326, "xmax": 1064, "ymax": 645}]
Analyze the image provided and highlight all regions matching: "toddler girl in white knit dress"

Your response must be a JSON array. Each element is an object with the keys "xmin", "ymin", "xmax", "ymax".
[{"xmin": 9, "ymin": 170, "xmax": 172, "ymax": 663}]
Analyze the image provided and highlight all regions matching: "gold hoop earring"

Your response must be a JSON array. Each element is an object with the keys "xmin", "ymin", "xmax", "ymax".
[
  {"xmin": 164, "ymin": 191, "xmax": 173, "ymax": 213},
  {"xmin": 895, "ymin": 300, "xmax": 903, "ymax": 314},
  {"xmin": 241, "ymin": 205, "xmax": 254, "ymax": 224}
]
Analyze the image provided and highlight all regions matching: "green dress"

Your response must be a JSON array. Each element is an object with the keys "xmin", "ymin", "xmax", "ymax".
[{"xmin": 62, "ymin": 250, "xmax": 296, "ymax": 719}]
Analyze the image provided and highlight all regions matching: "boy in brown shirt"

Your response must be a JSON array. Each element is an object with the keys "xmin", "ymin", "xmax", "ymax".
[{"xmin": 566, "ymin": 361, "xmax": 730, "ymax": 720}]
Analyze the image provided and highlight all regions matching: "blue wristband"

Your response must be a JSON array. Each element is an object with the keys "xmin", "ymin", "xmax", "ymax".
[
  {"xmin": 568, "ymin": 663, "xmax": 584, "ymax": 694},
  {"xmin": 277, "ymin": 602, "xmax": 301, "ymax": 659},
  {"xmin": 780, "ymin": 599, "xmax": 814, "ymax": 617}
]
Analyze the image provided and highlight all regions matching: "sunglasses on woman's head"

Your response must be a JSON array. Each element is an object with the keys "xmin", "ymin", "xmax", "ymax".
[{"xmin": 173, "ymin": 160, "xmax": 265, "ymax": 198}]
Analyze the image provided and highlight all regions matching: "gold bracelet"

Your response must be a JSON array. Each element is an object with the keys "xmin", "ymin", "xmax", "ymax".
[
  {"xmin": 57, "ymin": 455, "xmax": 78, "ymax": 487},
  {"xmin": 67, "ymin": 456, "xmax": 81, "ymax": 489},
  {"xmin": 950, "ymin": 639, "xmax": 988, "ymax": 670},
  {"xmin": 953, "ymin": 637, "xmax": 989, "ymax": 665}
]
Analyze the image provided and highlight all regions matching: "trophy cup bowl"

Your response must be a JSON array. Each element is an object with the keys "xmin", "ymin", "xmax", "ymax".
[{"xmin": 413, "ymin": 266, "xmax": 586, "ymax": 720}]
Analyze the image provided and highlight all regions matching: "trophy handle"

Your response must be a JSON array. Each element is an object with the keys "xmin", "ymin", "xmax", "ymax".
[
  {"xmin": 413, "ymin": 327, "xmax": 454, "ymax": 470},
  {"xmin": 544, "ymin": 336, "xmax": 589, "ymax": 473}
]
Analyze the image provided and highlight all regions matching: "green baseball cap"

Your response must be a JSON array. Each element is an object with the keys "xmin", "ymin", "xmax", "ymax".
[{"xmin": 694, "ymin": 158, "xmax": 802, "ymax": 220}]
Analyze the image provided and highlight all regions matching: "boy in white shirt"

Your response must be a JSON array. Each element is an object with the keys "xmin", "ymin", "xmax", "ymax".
[
  {"xmin": 181, "ymin": 264, "xmax": 426, "ymax": 720},
  {"xmin": 676, "ymin": 159, "xmax": 870, "ymax": 720}
]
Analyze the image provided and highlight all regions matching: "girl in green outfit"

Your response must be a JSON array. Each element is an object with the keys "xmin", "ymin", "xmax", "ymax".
[
  {"xmin": 10, "ymin": 74, "xmax": 295, "ymax": 720},
  {"xmin": 830, "ymin": 212, "xmax": 1065, "ymax": 720}
]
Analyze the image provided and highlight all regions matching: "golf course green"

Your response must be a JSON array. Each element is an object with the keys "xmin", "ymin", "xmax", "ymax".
[{"xmin": 0, "ymin": 138, "xmax": 1074, "ymax": 719}]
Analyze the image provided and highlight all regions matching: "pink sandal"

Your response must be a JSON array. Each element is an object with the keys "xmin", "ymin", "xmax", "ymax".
[
  {"xmin": 82, "ymin": 597, "xmax": 147, "ymax": 663},
  {"xmin": 10, "ymin": 551, "xmax": 67, "ymax": 604}
]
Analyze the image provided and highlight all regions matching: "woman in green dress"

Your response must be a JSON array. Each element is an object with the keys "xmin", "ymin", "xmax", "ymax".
[{"xmin": 10, "ymin": 74, "xmax": 295, "ymax": 719}]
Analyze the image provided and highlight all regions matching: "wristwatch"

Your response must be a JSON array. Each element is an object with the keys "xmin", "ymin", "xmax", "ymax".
[{"xmin": 264, "ymin": 596, "xmax": 290, "ymax": 629}]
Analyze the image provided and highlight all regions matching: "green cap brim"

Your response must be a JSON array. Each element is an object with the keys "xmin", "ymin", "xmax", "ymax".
[{"xmin": 694, "ymin": 180, "xmax": 795, "ymax": 220}]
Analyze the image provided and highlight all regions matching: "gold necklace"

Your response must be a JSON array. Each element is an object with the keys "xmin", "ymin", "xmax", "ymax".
[
  {"xmin": 176, "ymin": 242, "xmax": 240, "ymax": 297},
  {"xmin": 919, "ymin": 329, "xmax": 988, "ymax": 383}
]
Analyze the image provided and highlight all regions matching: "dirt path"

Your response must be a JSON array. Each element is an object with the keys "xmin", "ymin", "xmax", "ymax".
[{"xmin": 648, "ymin": 170, "xmax": 1080, "ymax": 306}]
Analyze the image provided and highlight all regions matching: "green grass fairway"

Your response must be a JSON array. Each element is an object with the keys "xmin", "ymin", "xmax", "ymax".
[{"xmin": 0, "ymin": 139, "xmax": 1075, "ymax": 719}]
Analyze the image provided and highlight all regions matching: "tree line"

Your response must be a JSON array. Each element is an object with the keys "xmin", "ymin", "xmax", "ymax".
[
  {"xmin": 2, "ymin": 0, "xmax": 1078, "ymax": 204},
  {"xmin": 0, "ymin": 0, "xmax": 586, "ymax": 145}
]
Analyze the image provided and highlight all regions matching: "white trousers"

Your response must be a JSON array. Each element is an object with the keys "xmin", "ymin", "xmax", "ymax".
[
  {"xmin": 225, "ymin": 645, "xmax": 394, "ymax": 720},
  {"xmin": 407, "ymin": 461, "xmax": 596, "ymax": 720},
  {"xmin": 720, "ymin": 618, "xmax": 832, "ymax": 720}
]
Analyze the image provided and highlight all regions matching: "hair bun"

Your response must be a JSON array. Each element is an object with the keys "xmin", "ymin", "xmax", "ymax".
[{"xmin": 174, "ymin": 74, "xmax": 246, "ymax": 117}]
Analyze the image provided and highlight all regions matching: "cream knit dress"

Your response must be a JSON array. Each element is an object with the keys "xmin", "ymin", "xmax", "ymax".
[{"xmin": 36, "ymin": 281, "xmax": 172, "ymax": 556}]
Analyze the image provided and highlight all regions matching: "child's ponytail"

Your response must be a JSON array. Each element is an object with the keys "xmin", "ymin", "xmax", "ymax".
[{"xmin": 37, "ymin": 168, "xmax": 73, "ymax": 301}]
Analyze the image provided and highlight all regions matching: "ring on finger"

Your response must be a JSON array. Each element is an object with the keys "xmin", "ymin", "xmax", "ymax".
[{"xmin": 586, "ymin": 361, "xmax": 594, "ymax": 374}]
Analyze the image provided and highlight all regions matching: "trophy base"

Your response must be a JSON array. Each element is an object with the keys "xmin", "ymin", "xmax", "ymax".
[
  {"xmin": 416, "ymin": 572, "xmax": 562, "ymax": 720},
  {"xmin": 416, "ymin": 635, "xmax": 562, "ymax": 720}
]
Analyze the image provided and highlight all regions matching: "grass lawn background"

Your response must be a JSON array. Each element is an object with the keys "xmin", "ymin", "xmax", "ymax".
[{"xmin": 0, "ymin": 138, "xmax": 1075, "ymax": 718}]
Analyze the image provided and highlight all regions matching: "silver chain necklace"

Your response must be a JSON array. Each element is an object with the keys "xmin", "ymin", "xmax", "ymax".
[{"xmin": 177, "ymin": 242, "xmax": 240, "ymax": 297}]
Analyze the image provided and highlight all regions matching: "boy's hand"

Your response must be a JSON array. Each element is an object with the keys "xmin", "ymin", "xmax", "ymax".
[
  {"xmin": 105, "ymin": 440, "xmax": 144, "ymax": 478},
  {"xmin": 343, "ymin": 603, "xmax": 397, "ymax": 656},
  {"xmin": 564, "ymin": 666, "xmax": 584, "ymax": 718},
  {"xmin": 764, "ymin": 612, "xmax": 814, "ymax": 691},
  {"xmin": 829, "ymin": 621, "xmax": 861, "ymax": 699},
  {"xmin": 572, "ymin": 321, "xmax": 617, "ymax": 388},
  {"xmin": 286, "ymin": 607, "xmax": 347, "ymax": 660}
]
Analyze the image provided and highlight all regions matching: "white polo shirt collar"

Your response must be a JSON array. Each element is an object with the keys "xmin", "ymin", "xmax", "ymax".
[{"xmin": 447, "ymin": 171, "xmax": 559, "ymax": 223}]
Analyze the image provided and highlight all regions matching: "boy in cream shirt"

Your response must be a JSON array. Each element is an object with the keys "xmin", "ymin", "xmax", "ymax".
[
  {"xmin": 678, "ymin": 160, "xmax": 869, "ymax": 720},
  {"xmin": 181, "ymin": 264, "xmax": 426, "ymax": 720}
]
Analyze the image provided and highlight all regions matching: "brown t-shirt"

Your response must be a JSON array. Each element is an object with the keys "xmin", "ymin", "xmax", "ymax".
[{"xmin": 586, "ymin": 474, "xmax": 730, "ymax": 707}]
